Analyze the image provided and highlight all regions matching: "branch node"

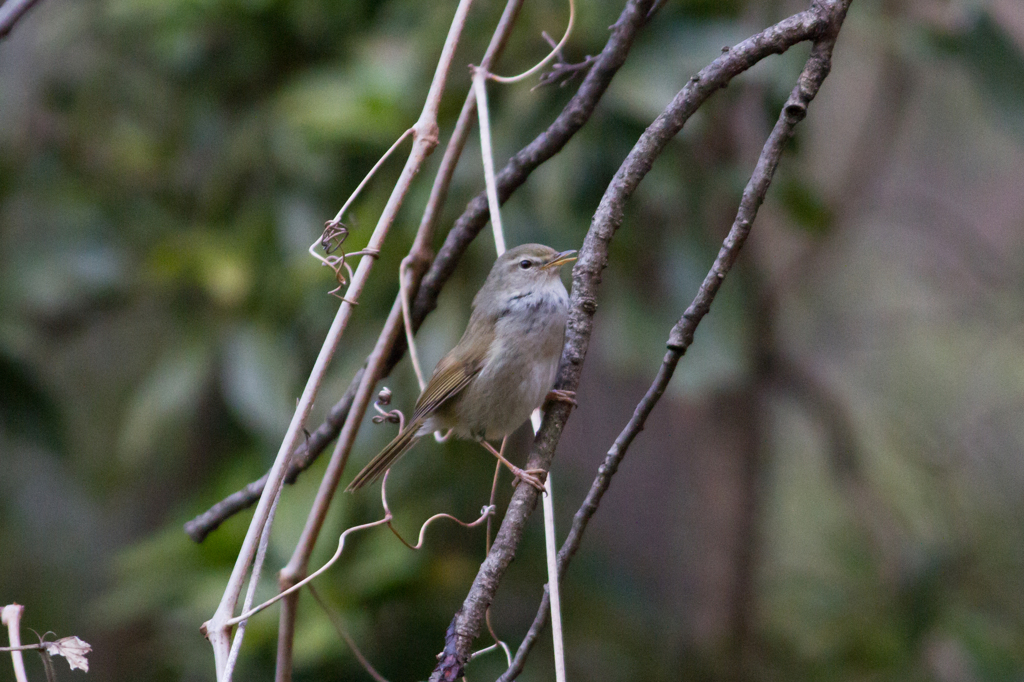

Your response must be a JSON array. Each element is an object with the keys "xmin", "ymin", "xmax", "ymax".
[
  {"xmin": 784, "ymin": 101, "xmax": 808, "ymax": 120},
  {"xmin": 415, "ymin": 119, "xmax": 441, "ymax": 150},
  {"xmin": 533, "ymin": 30, "xmax": 598, "ymax": 90}
]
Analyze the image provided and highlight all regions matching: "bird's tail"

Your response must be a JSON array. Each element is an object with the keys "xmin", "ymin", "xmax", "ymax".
[{"xmin": 345, "ymin": 419, "xmax": 424, "ymax": 492}]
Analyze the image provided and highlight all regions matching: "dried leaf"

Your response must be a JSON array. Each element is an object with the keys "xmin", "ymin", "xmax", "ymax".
[{"xmin": 44, "ymin": 636, "xmax": 92, "ymax": 672}]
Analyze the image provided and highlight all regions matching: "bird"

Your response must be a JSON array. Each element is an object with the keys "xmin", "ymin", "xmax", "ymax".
[{"xmin": 345, "ymin": 243, "xmax": 577, "ymax": 492}]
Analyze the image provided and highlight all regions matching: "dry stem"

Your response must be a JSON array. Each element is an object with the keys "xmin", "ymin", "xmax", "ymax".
[{"xmin": 2, "ymin": 605, "xmax": 27, "ymax": 682}]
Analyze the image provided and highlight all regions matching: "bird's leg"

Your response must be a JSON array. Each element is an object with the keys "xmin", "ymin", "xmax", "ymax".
[
  {"xmin": 546, "ymin": 389, "xmax": 577, "ymax": 407},
  {"xmin": 478, "ymin": 439, "xmax": 546, "ymax": 492}
]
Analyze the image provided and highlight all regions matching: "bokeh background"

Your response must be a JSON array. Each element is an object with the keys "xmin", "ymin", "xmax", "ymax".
[{"xmin": 2, "ymin": 0, "xmax": 1024, "ymax": 680}]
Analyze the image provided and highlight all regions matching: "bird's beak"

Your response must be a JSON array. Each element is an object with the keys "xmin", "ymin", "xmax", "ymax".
[{"xmin": 542, "ymin": 249, "xmax": 577, "ymax": 269}]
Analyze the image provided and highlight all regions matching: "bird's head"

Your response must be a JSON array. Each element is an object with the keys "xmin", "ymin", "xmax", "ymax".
[
  {"xmin": 491, "ymin": 243, "xmax": 576, "ymax": 288},
  {"xmin": 472, "ymin": 243, "xmax": 576, "ymax": 314}
]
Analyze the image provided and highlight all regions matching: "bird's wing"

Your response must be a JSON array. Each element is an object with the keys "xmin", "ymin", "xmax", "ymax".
[
  {"xmin": 411, "ymin": 352, "xmax": 483, "ymax": 420},
  {"xmin": 346, "ymin": 352, "xmax": 482, "ymax": 493}
]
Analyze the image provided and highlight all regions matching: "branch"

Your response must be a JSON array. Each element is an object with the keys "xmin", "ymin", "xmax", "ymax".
[
  {"xmin": 432, "ymin": 1, "xmax": 853, "ymax": 678},
  {"xmin": 0, "ymin": 0, "xmax": 42, "ymax": 39},
  {"xmin": 184, "ymin": 0, "xmax": 658, "ymax": 543}
]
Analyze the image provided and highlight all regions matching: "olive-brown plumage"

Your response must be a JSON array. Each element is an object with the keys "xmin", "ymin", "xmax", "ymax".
[{"xmin": 346, "ymin": 244, "xmax": 575, "ymax": 492}]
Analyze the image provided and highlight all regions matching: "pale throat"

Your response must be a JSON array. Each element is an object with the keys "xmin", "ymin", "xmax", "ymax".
[{"xmin": 496, "ymin": 275, "xmax": 568, "ymax": 320}]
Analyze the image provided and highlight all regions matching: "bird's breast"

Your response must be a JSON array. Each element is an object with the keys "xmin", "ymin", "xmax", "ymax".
[{"xmin": 440, "ymin": 287, "xmax": 568, "ymax": 439}]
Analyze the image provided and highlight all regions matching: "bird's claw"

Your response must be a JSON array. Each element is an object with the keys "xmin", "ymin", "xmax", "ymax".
[
  {"xmin": 510, "ymin": 467, "xmax": 547, "ymax": 492},
  {"xmin": 546, "ymin": 389, "xmax": 577, "ymax": 407}
]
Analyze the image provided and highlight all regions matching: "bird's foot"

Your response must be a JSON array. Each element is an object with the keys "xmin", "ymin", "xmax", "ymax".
[
  {"xmin": 510, "ymin": 467, "xmax": 547, "ymax": 492},
  {"xmin": 546, "ymin": 389, "xmax": 577, "ymax": 407}
]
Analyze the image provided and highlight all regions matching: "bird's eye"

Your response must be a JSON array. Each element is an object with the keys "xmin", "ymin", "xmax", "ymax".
[{"xmin": 519, "ymin": 259, "xmax": 533, "ymax": 270}]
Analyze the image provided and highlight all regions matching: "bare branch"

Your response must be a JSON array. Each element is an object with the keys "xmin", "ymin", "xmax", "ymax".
[
  {"xmin": 431, "ymin": 1, "xmax": 853, "ymax": 678},
  {"xmin": 184, "ymin": 0, "xmax": 658, "ymax": 544}
]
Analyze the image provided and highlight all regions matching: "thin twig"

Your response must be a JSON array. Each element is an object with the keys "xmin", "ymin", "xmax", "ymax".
[
  {"xmin": 386, "ymin": 504, "xmax": 494, "ymax": 550},
  {"xmin": 483, "ymin": 446, "xmax": 509, "ymax": 665},
  {"xmin": 230, "ymin": 517, "xmax": 393, "ymax": 626},
  {"xmin": 489, "ymin": 0, "xmax": 575, "ymax": 84},
  {"xmin": 432, "ymin": 1, "xmax": 852, "ymax": 679},
  {"xmin": 225, "ymin": 473, "xmax": 493, "ymax": 627},
  {"xmin": 534, "ymin": 30, "xmax": 597, "ymax": 89},
  {"xmin": 307, "ymin": 585, "xmax": 390, "ymax": 682},
  {"xmin": 383, "ymin": 471, "xmax": 495, "ymax": 552},
  {"xmin": 320, "ymin": 129, "xmax": 415, "ymax": 239},
  {"xmin": 541, "ymin": 472, "xmax": 565, "ymax": 682},
  {"xmin": 478, "ymin": 15, "xmax": 574, "ymax": 661},
  {"xmin": 486, "ymin": 460, "xmax": 502, "ymax": 553},
  {"xmin": 0, "ymin": 0, "xmax": 42, "ymax": 39},
  {"xmin": 468, "ymin": 640, "xmax": 512, "ymax": 663},
  {"xmin": 399, "ymin": 259, "xmax": 428, "ymax": 391},
  {"xmin": 309, "ymin": 128, "xmax": 415, "ymax": 290},
  {"xmin": 468, "ymin": 60, "xmax": 549, "ymax": 655},
  {"xmin": 483, "ymin": 607, "xmax": 513, "ymax": 668},
  {"xmin": 471, "ymin": 68, "xmax": 506, "ymax": 255}
]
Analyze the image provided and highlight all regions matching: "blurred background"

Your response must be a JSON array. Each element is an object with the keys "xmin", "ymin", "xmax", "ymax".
[{"xmin": 2, "ymin": 0, "xmax": 1024, "ymax": 680}]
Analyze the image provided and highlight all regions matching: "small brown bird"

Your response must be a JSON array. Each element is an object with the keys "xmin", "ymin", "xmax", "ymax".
[{"xmin": 346, "ymin": 244, "xmax": 577, "ymax": 492}]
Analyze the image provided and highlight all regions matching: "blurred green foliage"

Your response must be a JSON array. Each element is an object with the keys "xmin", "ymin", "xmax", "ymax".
[{"xmin": 2, "ymin": 0, "xmax": 1024, "ymax": 681}]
